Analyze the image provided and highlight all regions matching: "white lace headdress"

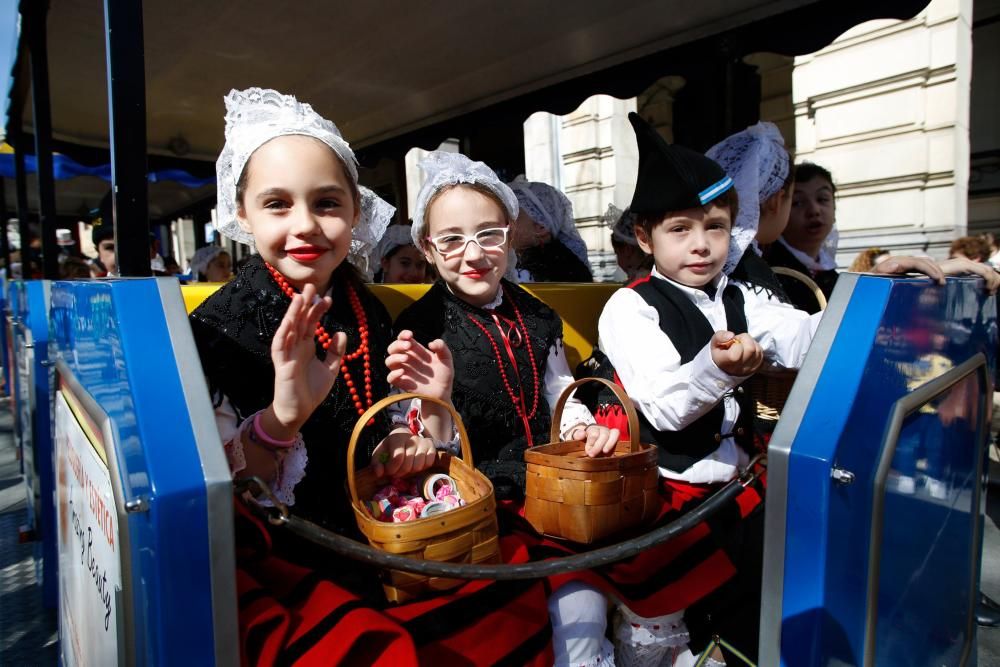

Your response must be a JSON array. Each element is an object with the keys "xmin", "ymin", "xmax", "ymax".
[
  {"xmin": 190, "ymin": 245, "xmax": 225, "ymax": 278},
  {"xmin": 508, "ymin": 177, "xmax": 591, "ymax": 266},
  {"xmin": 706, "ymin": 122, "xmax": 789, "ymax": 275},
  {"xmin": 372, "ymin": 224, "xmax": 415, "ymax": 269},
  {"xmin": 411, "ymin": 151, "xmax": 520, "ymax": 282},
  {"xmin": 603, "ymin": 203, "xmax": 638, "ymax": 247},
  {"xmin": 215, "ymin": 87, "xmax": 394, "ymax": 280},
  {"xmin": 410, "ymin": 151, "xmax": 518, "ymax": 244}
]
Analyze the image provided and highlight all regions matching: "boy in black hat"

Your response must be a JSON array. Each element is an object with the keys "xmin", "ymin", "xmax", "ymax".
[{"xmin": 596, "ymin": 113, "xmax": 817, "ymax": 665}]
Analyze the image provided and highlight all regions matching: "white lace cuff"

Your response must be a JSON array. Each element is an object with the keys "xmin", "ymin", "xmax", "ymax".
[
  {"xmin": 226, "ymin": 414, "xmax": 308, "ymax": 507},
  {"xmin": 389, "ymin": 396, "xmax": 461, "ymax": 455}
]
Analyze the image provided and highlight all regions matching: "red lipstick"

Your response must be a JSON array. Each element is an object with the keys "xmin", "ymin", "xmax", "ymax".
[
  {"xmin": 287, "ymin": 245, "xmax": 328, "ymax": 262},
  {"xmin": 462, "ymin": 269, "xmax": 488, "ymax": 280}
]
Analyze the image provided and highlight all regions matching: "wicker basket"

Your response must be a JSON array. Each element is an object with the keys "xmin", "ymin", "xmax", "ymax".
[
  {"xmin": 750, "ymin": 266, "xmax": 828, "ymax": 421},
  {"xmin": 523, "ymin": 377, "xmax": 659, "ymax": 544},
  {"xmin": 347, "ymin": 393, "xmax": 500, "ymax": 603}
]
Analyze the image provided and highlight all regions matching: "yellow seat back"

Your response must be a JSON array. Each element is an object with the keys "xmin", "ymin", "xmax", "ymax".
[{"xmin": 181, "ymin": 282, "xmax": 617, "ymax": 370}]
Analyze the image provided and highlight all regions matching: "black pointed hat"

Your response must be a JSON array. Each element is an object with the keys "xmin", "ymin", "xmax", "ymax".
[{"xmin": 628, "ymin": 112, "xmax": 733, "ymax": 215}]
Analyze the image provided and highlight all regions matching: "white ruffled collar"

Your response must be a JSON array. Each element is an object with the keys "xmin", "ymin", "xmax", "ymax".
[
  {"xmin": 777, "ymin": 236, "xmax": 838, "ymax": 272},
  {"xmin": 443, "ymin": 282, "xmax": 504, "ymax": 310}
]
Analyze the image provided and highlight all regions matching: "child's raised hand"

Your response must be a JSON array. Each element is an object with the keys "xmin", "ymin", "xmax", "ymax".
[
  {"xmin": 710, "ymin": 331, "xmax": 763, "ymax": 377},
  {"xmin": 386, "ymin": 330, "xmax": 454, "ymax": 401},
  {"xmin": 569, "ymin": 424, "xmax": 621, "ymax": 458},
  {"xmin": 371, "ymin": 429, "xmax": 439, "ymax": 478},
  {"xmin": 264, "ymin": 283, "xmax": 347, "ymax": 439}
]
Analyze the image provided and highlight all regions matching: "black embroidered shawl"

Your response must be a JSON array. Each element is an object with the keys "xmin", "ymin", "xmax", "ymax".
[
  {"xmin": 189, "ymin": 254, "xmax": 393, "ymax": 533},
  {"xmin": 516, "ymin": 239, "xmax": 594, "ymax": 282},
  {"xmin": 393, "ymin": 280, "xmax": 562, "ymax": 500}
]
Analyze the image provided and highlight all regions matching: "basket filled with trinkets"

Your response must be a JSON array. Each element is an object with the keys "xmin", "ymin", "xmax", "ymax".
[{"xmin": 347, "ymin": 393, "xmax": 499, "ymax": 603}]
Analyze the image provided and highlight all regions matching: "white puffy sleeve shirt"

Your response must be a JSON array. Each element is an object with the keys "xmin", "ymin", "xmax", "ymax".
[{"xmin": 598, "ymin": 268, "xmax": 819, "ymax": 484}]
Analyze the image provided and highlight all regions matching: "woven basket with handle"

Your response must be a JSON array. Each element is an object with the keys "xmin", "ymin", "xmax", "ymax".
[
  {"xmin": 523, "ymin": 377, "xmax": 659, "ymax": 544},
  {"xmin": 749, "ymin": 266, "xmax": 828, "ymax": 421},
  {"xmin": 348, "ymin": 393, "xmax": 500, "ymax": 603}
]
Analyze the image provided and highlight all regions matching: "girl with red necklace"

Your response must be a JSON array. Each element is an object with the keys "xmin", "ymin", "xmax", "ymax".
[{"xmin": 394, "ymin": 151, "xmax": 620, "ymax": 667}]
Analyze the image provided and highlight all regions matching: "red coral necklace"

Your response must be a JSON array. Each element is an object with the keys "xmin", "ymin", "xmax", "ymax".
[
  {"xmin": 265, "ymin": 262, "xmax": 373, "ymax": 417},
  {"xmin": 466, "ymin": 294, "xmax": 540, "ymax": 446}
]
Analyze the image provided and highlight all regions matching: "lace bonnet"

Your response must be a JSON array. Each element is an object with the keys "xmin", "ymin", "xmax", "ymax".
[
  {"xmin": 410, "ymin": 151, "xmax": 518, "ymax": 246},
  {"xmin": 706, "ymin": 121, "xmax": 789, "ymax": 275},
  {"xmin": 603, "ymin": 203, "xmax": 638, "ymax": 247},
  {"xmin": 215, "ymin": 87, "xmax": 394, "ymax": 280},
  {"xmin": 190, "ymin": 245, "xmax": 225, "ymax": 277},
  {"xmin": 372, "ymin": 224, "xmax": 416, "ymax": 269}
]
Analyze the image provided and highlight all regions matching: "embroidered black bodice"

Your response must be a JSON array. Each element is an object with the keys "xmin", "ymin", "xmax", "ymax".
[
  {"xmin": 393, "ymin": 280, "xmax": 563, "ymax": 500},
  {"xmin": 517, "ymin": 240, "xmax": 594, "ymax": 282},
  {"xmin": 189, "ymin": 254, "xmax": 393, "ymax": 532}
]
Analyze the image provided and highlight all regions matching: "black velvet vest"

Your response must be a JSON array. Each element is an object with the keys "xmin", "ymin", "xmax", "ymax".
[
  {"xmin": 188, "ymin": 254, "xmax": 393, "ymax": 533},
  {"xmin": 630, "ymin": 277, "xmax": 756, "ymax": 473},
  {"xmin": 393, "ymin": 280, "xmax": 562, "ymax": 500}
]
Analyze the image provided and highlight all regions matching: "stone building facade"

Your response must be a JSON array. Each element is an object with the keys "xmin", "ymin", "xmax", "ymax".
[{"xmin": 517, "ymin": 0, "xmax": 998, "ymax": 275}]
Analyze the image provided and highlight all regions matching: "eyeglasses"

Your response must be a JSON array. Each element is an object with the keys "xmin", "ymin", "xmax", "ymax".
[{"xmin": 426, "ymin": 227, "xmax": 508, "ymax": 257}]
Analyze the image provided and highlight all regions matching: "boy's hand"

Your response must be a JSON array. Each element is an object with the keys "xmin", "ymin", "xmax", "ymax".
[
  {"xmin": 710, "ymin": 331, "xmax": 763, "ymax": 377},
  {"xmin": 371, "ymin": 428, "xmax": 438, "ymax": 478}
]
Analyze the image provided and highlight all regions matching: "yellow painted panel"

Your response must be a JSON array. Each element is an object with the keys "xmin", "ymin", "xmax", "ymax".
[{"xmin": 181, "ymin": 281, "xmax": 618, "ymax": 369}]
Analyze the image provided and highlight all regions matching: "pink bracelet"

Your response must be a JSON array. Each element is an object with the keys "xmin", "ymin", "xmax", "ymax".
[{"xmin": 250, "ymin": 411, "xmax": 298, "ymax": 450}]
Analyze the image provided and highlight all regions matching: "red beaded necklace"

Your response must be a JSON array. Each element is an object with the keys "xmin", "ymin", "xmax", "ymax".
[
  {"xmin": 466, "ymin": 293, "xmax": 540, "ymax": 446},
  {"xmin": 265, "ymin": 262, "xmax": 373, "ymax": 417}
]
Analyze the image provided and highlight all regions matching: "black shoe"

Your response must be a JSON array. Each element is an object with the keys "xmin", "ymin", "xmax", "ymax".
[
  {"xmin": 977, "ymin": 599, "xmax": 1000, "ymax": 628},
  {"xmin": 982, "ymin": 593, "xmax": 1000, "ymax": 613}
]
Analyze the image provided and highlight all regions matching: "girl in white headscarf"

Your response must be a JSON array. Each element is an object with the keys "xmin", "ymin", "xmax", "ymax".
[
  {"xmin": 189, "ymin": 245, "xmax": 234, "ymax": 283},
  {"xmin": 190, "ymin": 87, "xmax": 454, "ymax": 525},
  {"xmin": 372, "ymin": 223, "xmax": 428, "ymax": 283},
  {"xmin": 399, "ymin": 150, "xmax": 618, "ymax": 667},
  {"xmin": 507, "ymin": 177, "xmax": 594, "ymax": 282},
  {"xmin": 604, "ymin": 203, "xmax": 653, "ymax": 283},
  {"xmin": 705, "ymin": 121, "xmax": 795, "ymax": 303}
]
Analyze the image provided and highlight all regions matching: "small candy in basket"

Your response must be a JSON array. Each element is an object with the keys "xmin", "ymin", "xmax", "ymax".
[{"xmin": 368, "ymin": 472, "xmax": 466, "ymax": 522}]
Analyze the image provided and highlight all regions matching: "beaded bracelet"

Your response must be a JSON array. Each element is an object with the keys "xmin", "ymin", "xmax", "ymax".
[{"xmin": 249, "ymin": 411, "xmax": 298, "ymax": 450}]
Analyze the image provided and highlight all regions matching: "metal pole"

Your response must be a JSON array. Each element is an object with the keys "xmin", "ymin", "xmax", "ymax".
[
  {"xmin": 12, "ymin": 129, "xmax": 30, "ymax": 271},
  {"xmin": 103, "ymin": 0, "xmax": 151, "ymax": 277},
  {"xmin": 0, "ymin": 178, "xmax": 10, "ymax": 272},
  {"xmin": 23, "ymin": 2, "xmax": 59, "ymax": 280}
]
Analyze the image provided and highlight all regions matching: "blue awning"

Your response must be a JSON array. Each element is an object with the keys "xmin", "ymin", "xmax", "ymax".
[{"xmin": 0, "ymin": 150, "xmax": 214, "ymax": 188}]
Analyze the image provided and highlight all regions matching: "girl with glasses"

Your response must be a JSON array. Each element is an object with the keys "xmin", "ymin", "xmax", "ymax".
[
  {"xmin": 398, "ymin": 151, "xmax": 619, "ymax": 494},
  {"xmin": 395, "ymin": 151, "xmax": 625, "ymax": 667}
]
